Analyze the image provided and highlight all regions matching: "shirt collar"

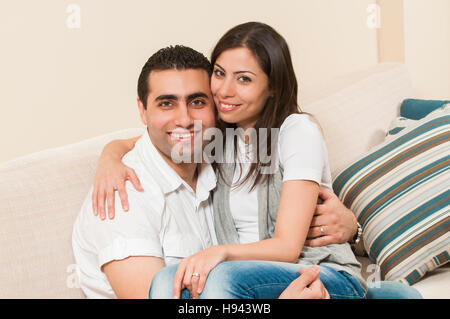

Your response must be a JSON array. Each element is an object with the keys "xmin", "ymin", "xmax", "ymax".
[
  {"xmin": 137, "ymin": 129, "xmax": 183, "ymax": 194},
  {"xmin": 195, "ymin": 163, "xmax": 217, "ymax": 201}
]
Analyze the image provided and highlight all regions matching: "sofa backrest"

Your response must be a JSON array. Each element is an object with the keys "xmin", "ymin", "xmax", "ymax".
[{"xmin": 301, "ymin": 63, "xmax": 414, "ymax": 176}]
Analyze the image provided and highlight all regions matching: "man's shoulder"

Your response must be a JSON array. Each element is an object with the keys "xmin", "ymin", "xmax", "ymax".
[{"xmin": 121, "ymin": 144, "xmax": 165, "ymax": 200}]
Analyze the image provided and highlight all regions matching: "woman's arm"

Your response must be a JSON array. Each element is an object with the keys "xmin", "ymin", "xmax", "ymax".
[
  {"xmin": 173, "ymin": 179, "xmax": 319, "ymax": 298},
  {"xmin": 99, "ymin": 136, "xmax": 141, "ymax": 163},
  {"xmin": 223, "ymin": 180, "xmax": 318, "ymax": 262},
  {"xmin": 92, "ymin": 136, "xmax": 142, "ymax": 220}
]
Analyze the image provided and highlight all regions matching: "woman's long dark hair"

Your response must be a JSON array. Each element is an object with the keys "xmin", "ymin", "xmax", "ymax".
[{"xmin": 211, "ymin": 22, "xmax": 305, "ymax": 190}]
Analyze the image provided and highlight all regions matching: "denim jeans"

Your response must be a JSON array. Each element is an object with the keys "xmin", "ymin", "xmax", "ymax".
[
  {"xmin": 149, "ymin": 260, "xmax": 366, "ymax": 299},
  {"xmin": 366, "ymin": 281, "xmax": 422, "ymax": 299}
]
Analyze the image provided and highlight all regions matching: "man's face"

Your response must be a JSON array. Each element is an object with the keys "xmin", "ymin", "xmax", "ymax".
[{"xmin": 138, "ymin": 69, "xmax": 216, "ymax": 164}]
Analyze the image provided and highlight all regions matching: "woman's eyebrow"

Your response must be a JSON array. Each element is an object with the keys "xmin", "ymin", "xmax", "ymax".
[{"xmin": 215, "ymin": 63, "xmax": 256, "ymax": 76}]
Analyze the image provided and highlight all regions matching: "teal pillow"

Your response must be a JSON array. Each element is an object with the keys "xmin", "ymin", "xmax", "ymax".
[
  {"xmin": 333, "ymin": 107, "xmax": 450, "ymax": 285},
  {"xmin": 401, "ymin": 99, "xmax": 450, "ymax": 120},
  {"xmin": 389, "ymin": 103, "xmax": 450, "ymax": 136}
]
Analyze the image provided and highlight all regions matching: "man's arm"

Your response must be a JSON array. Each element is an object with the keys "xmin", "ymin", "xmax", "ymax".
[{"xmin": 103, "ymin": 256, "xmax": 165, "ymax": 299}]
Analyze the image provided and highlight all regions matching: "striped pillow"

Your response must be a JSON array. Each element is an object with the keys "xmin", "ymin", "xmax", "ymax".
[{"xmin": 333, "ymin": 108, "xmax": 450, "ymax": 285}]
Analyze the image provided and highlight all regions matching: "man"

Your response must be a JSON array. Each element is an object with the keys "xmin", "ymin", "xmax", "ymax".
[{"xmin": 72, "ymin": 45, "xmax": 328, "ymax": 299}]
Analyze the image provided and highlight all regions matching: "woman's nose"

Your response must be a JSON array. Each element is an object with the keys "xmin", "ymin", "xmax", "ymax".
[{"xmin": 217, "ymin": 78, "xmax": 234, "ymax": 98}]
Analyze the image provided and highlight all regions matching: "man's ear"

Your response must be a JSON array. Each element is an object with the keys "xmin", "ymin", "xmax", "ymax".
[{"xmin": 137, "ymin": 98, "xmax": 148, "ymax": 126}]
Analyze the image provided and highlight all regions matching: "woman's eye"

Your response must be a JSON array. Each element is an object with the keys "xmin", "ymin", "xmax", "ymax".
[
  {"xmin": 238, "ymin": 76, "xmax": 252, "ymax": 83},
  {"xmin": 214, "ymin": 69, "xmax": 225, "ymax": 77}
]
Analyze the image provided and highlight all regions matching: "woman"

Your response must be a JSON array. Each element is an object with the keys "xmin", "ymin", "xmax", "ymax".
[{"xmin": 91, "ymin": 22, "xmax": 419, "ymax": 299}]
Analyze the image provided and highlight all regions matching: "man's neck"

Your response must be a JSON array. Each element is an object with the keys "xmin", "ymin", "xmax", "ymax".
[{"xmin": 166, "ymin": 161, "xmax": 198, "ymax": 192}]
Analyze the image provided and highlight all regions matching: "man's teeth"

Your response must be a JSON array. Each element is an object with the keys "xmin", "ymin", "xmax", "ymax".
[{"xmin": 171, "ymin": 132, "xmax": 194, "ymax": 139}]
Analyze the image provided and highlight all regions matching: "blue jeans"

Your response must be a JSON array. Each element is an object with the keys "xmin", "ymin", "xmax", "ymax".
[
  {"xmin": 149, "ymin": 260, "xmax": 365, "ymax": 299},
  {"xmin": 366, "ymin": 281, "xmax": 422, "ymax": 299}
]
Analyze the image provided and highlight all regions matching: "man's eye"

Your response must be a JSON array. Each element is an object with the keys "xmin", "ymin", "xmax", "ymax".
[
  {"xmin": 191, "ymin": 99, "xmax": 205, "ymax": 107},
  {"xmin": 214, "ymin": 69, "xmax": 225, "ymax": 77},
  {"xmin": 158, "ymin": 101, "xmax": 172, "ymax": 107}
]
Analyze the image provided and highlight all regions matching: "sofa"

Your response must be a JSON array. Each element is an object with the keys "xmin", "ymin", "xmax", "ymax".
[{"xmin": 1, "ymin": 63, "xmax": 448, "ymax": 299}]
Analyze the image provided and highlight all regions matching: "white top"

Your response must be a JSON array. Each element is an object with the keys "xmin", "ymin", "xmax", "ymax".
[
  {"xmin": 229, "ymin": 139, "xmax": 259, "ymax": 244},
  {"xmin": 229, "ymin": 113, "xmax": 332, "ymax": 244},
  {"xmin": 72, "ymin": 130, "xmax": 218, "ymax": 299}
]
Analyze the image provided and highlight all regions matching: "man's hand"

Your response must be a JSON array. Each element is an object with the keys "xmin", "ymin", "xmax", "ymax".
[
  {"xmin": 305, "ymin": 187, "xmax": 358, "ymax": 247},
  {"xmin": 279, "ymin": 266, "xmax": 330, "ymax": 299}
]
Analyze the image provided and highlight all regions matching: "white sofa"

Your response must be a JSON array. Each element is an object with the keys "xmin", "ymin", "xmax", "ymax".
[{"xmin": 1, "ymin": 63, "xmax": 448, "ymax": 299}]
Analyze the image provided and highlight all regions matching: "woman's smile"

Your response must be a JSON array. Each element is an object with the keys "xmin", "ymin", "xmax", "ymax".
[{"xmin": 217, "ymin": 101, "xmax": 242, "ymax": 112}]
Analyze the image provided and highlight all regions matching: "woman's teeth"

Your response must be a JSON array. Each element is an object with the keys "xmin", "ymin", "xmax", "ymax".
[{"xmin": 221, "ymin": 103, "xmax": 238, "ymax": 109}]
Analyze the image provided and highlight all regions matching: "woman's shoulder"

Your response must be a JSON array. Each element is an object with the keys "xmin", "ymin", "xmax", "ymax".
[{"xmin": 279, "ymin": 113, "xmax": 322, "ymax": 136}]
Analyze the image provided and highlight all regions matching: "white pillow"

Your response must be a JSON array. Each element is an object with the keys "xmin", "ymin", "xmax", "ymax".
[{"xmin": 301, "ymin": 63, "xmax": 414, "ymax": 177}]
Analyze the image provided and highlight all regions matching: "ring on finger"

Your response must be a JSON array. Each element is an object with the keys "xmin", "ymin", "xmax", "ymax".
[
  {"xmin": 320, "ymin": 226, "xmax": 325, "ymax": 235},
  {"xmin": 192, "ymin": 272, "xmax": 200, "ymax": 278}
]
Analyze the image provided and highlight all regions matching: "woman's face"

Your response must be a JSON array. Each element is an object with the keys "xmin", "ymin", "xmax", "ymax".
[{"xmin": 210, "ymin": 47, "xmax": 272, "ymax": 130}]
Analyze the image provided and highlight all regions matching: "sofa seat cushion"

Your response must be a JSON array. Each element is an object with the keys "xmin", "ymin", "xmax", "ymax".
[{"xmin": 357, "ymin": 256, "xmax": 450, "ymax": 299}]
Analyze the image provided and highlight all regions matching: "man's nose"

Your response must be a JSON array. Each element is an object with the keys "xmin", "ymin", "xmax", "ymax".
[{"xmin": 174, "ymin": 104, "xmax": 194, "ymax": 128}]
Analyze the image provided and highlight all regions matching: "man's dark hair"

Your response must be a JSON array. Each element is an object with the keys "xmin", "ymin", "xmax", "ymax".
[{"xmin": 137, "ymin": 45, "xmax": 212, "ymax": 109}]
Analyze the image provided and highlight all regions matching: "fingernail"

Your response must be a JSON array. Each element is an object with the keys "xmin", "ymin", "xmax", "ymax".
[
  {"xmin": 312, "ymin": 265, "xmax": 320, "ymax": 272},
  {"xmin": 124, "ymin": 206, "xmax": 129, "ymax": 211}
]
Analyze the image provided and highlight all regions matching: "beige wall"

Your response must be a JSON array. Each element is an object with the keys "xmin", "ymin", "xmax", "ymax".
[
  {"xmin": 403, "ymin": 0, "xmax": 450, "ymax": 99},
  {"xmin": 377, "ymin": 0, "xmax": 405, "ymax": 62},
  {"xmin": 1, "ymin": 0, "xmax": 378, "ymax": 162},
  {"xmin": 377, "ymin": 0, "xmax": 450, "ymax": 99}
]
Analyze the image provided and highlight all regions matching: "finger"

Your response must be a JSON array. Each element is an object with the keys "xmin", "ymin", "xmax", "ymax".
[
  {"xmin": 117, "ymin": 184, "xmax": 129, "ymax": 212},
  {"xmin": 307, "ymin": 226, "xmax": 328, "ymax": 239},
  {"xmin": 173, "ymin": 262, "xmax": 187, "ymax": 299},
  {"xmin": 291, "ymin": 266, "xmax": 320, "ymax": 291},
  {"xmin": 304, "ymin": 235, "xmax": 335, "ymax": 247},
  {"xmin": 309, "ymin": 215, "xmax": 330, "ymax": 228},
  {"xmin": 318, "ymin": 187, "xmax": 335, "ymax": 201},
  {"xmin": 308, "ymin": 276, "xmax": 325, "ymax": 299},
  {"xmin": 92, "ymin": 188, "xmax": 98, "ymax": 216},
  {"xmin": 190, "ymin": 274, "xmax": 200, "ymax": 299},
  {"xmin": 197, "ymin": 271, "xmax": 208, "ymax": 295},
  {"xmin": 127, "ymin": 169, "xmax": 144, "ymax": 191},
  {"xmin": 183, "ymin": 265, "xmax": 194, "ymax": 290},
  {"xmin": 314, "ymin": 204, "xmax": 327, "ymax": 215},
  {"xmin": 97, "ymin": 187, "xmax": 106, "ymax": 220},
  {"xmin": 106, "ymin": 190, "xmax": 115, "ymax": 219}
]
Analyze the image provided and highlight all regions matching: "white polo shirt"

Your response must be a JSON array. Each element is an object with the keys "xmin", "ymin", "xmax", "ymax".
[{"xmin": 72, "ymin": 129, "xmax": 218, "ymax": 299}]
